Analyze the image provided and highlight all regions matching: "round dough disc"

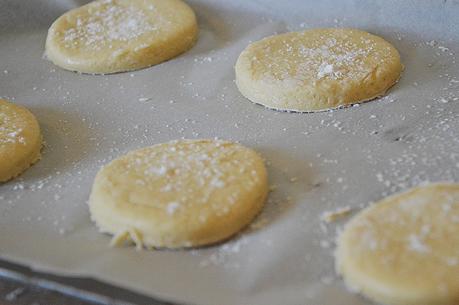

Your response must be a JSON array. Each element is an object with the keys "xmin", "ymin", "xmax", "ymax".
[
  {"xmin": 336, "ymin": 183, "xmax": 459, "ymax": 305},
  {"xmin": 45, "ymin": 0, "xmax": 198, "ymax": 74},
  {"xmin": 0, "ymin": 99, "xmax": 42, "ymax": 182},
  {"xmin": 89, "ymin": 139, "xmax": 268, "ymax": 249},
  {"xmin": 235, "ymin": 28, "xmax": 402, "ymax": 112}
]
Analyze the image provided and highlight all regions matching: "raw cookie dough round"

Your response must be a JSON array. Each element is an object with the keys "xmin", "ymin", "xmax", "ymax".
[
  {"xmin": 89, "ymin": 139, "xmax": 268, "ymax": 249},
  {"xmin": 235, "ymin": 28, "xmax": 402, "ymax": 112},
  {"xmin": 336, "ymin": 183, "xmax": 459, "ymax": 305},
  {"xmin": 45, "ymin": 0, "xmax": 198, "ymax": 74},
  {"xmin": 0, "ymin": 99, "xmax": 42, "ymax": 182}
]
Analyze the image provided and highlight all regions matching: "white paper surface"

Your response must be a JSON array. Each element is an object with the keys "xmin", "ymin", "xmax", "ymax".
[{"xmin": 0, "ymin": 0, "xmax": 458, "ymax": 304}]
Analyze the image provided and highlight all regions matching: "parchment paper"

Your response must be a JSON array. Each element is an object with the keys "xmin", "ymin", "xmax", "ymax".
[{"xmin": 1, "ymin": 0, "xmax": 458, "ymax": 304}]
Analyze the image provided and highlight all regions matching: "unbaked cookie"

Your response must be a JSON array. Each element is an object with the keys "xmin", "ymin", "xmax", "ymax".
[
  {"xmin": 45, "ymin": 0, "xmax": 198, "ymax": 74},
  {"xmin": 88, "ymin": 139, "xmax": 268, "ymax": 249},
  {"xmin": 336, "ymin": 183, "xmax": 459, "ymax": 305},
  {"xmin": 0, "ymin": 99, "xmax": 42, "ymax": 182},
  {"xmin": 235, "ymin": 28, "xmax": 402, "ymax": 112}
]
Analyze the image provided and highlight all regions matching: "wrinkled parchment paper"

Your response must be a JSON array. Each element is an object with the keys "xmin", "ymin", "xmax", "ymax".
[{"xmin": 1, "ymin": 0, "xmax": 458, "ymax": 304}]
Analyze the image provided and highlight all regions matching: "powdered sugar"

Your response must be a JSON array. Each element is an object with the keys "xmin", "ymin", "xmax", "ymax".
[
  {"xmin": 296, "ymin": 35, "xmax": 374, "ymax": 81},
  {"xmin": 166, "ymin": 201, "xmax": 180, "ymax": 215},
  {"xmin": 317, "ymin": 63, "xmax": 335, "ymax": 79},
  {"xmin": 407, "ymin": 234, "xmax": 430, "ymax": 253},
  {"xmin": 250, "ymin": 30, "xmax": 384, "ymax": 83},
  {"xmin": 62, "ymin": 0, "xmax": 158, "ymax": 50},
  {"xmin": 117, "ymin": 140, "xmax": 262, "ymax": 214},
  {"xmin": 348, "ymin": 184, "xmax": 459, "ymax": 266},
  {"xmin": 0, "ymin": 106, "xmax": 27, "ymax": 145}
]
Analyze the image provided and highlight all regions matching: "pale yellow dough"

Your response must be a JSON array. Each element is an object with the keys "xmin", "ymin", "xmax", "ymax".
[
  {"xmin": 45, "ymin": 0, "xmax": 198, "ymax": 74},
  {"xmin": 235, "ymin": 28, "xmax": 402, "ymax": 112},
  {"xmin": 0, "ymin": 99, "xmax": 42, "ymax": 182},
  {"xmin": 88, "ymin": 139, "xmax": 268, "ymax": 249},
  {"xmin": 336, "ymin": 183, "xmax": 459, "ymax": 305}
]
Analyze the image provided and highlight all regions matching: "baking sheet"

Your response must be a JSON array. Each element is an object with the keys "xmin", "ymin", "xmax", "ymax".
[{"xmin": 1, "ymin": 0, "xmax": 459, "ymax": 304}]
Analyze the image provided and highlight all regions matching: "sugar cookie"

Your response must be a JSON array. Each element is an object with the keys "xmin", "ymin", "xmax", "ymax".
[
  {"xmin": 336, "ymin": 183, "xmax": 459, "ymax": 305},
  {"xmin": 88, "ymin": 139, "xmax": 268, "ymax": 249},
  {"xmin": 235, "ymin": 28, "xmax": 402, "ymax": 112},
  {"xmin": 0, "ymin": 99, "xmax": 42, "ymax": 182},
  {"xmin": 45, "ymin": 0, "xmax": 198, "ymax": 74}
]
